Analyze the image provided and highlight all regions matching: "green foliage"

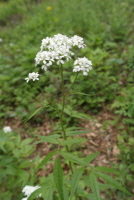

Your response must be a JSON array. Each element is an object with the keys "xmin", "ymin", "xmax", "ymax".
[
  {"xmin": 89, "ymin": 172, "xmax": 100, "ymax": 200},
  {"xmin": 0, "ymin": 0, "xmax": 134, "ymax": 119},
  {"xmin": 0, "ymin": 128, "xmax": 38, "ymax": 199},
  {"xmin": 69, "ymin": 167, "xmax": 84, "ymax": 200},
  {"xmin": 1, "ymin": 0, "xmax": 134, "ymax": 199}
]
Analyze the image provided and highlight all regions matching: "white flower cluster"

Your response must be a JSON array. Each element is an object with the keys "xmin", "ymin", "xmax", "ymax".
[
  {"xmin": 73, "ymin": 57, "xmax": 93, "ymax": 76},
  {"xmin": 35, "ymin": 34, "xmax": 86, "ymax": 69},
  {"xmin": 3, "ymin": 126, "xmax": 12, "ymax": 133},
  {"xmin": 22, "ymin": 185, "xmax": 41, "ymax": 200},
  {"xmin": 25, "ymin": 72, "xmax": 40, "ymax": 82},
  {"xmin": 25, "ymin": 34, "xmax": 92, "ymax": 81}
]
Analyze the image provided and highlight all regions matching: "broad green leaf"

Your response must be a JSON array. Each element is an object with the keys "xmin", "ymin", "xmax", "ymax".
[
  {"xmin": 94, "ymin": 166, "xmax": 119, "ymax": 174},
  {"xmin": 69, "ymin": 167, "xmax": 84, "ymax": 200},
  {"xmin": 56, "ymin": 103, "xmax": 71, "ymax": 115},
  {"xmin": 66, "ymin": 130, "xmax": 90, "ymax": 136},
  {"xmin": 34, "ymin": 134, "xmax": 60, "ymax": 144},
  {"xmin": 53, "ymin": 157, "xmax": 64, "ymax": 200},
  {"xmin": 36, "ymin": 151, "xmax": 57, "ymax": 171},
  {"xmin": 27, "ymin": 187, "xmax": 42, "ymax": 200},
  {"xmin": 95, "ymin": 172, "xmax": 132, "ymax": 195},
  {"xmin": 89, "ymin": 172, "xmax": 100, "ymax": 200},
  {"xmin": 83, "ymin": 152, "xmax": 100, "ymax": 163},
  {"xmin": 60, "ymin": 137, "xmax": 87, "ymax": 146},
  {"xmin": 44, "ymin": 188, "xmax": 53, "ymax": 200},
  {"xmin": 20, "ymin": 138, "xmax": 34, "ymax": 146},
  {"xmin": 60, "ymin": 152, "xmax": 88, "ymax": 166}
]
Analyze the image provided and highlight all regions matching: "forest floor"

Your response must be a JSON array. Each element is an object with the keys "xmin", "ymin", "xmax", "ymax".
[{"xmin": 4, "ymin": 110, "xmax": 121, "ymax": 176}]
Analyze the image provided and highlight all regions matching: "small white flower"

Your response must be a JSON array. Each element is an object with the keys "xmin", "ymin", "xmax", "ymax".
[
  {"xmin": 71, "ymin": 35, "xmax": 86, "ymax": 48},
  {"xmin": 3, "ymin": 126, "xmax": 12, "ymax": 133},
  {"xmin": 0, "ymin": 38, "xmax": 3, "ymax": 42},
  {"xmin": 25, "ymin": 72, "xmax": 40, "ymax": 82},
  {"xmin": 73, "ymin": 57, "xmax": 92, "ymax": 75},
  {"xmin": 22, "ymin": 185, "xmax": 41, "ymax": 200},
  {"xmin": 41, "ymin": 65, "xmax": 47, "ymax": 71}
]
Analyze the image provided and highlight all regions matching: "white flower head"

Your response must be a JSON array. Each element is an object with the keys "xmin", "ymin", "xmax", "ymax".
[
  {"xmin": 25, "ymin": 72, "xmax": 40, "ymax": 82},
  {"xmin": 70, "ymin": 35, "xmax": 86, "ymax": 48},
  {"xmin": 0, "ymin": 38, "xmax": 3, "ymax": 42},
  {"xmin": 73, "ymin": 57, "xmax": 92, "ymax": 75},
  {"xmin": 35, "ymin": 34, "xmax": 86, "ymax": 68},
  {"xmin": 26, "ymin": 34, "xmax": 92, "ymax": 80},
  {"xmin": 3, "ymin": 126, "xmax": 12, "ymax": 133},
  {"xmin": 22, "ymin": 185, "xmax": 41, "ymax": 200}
]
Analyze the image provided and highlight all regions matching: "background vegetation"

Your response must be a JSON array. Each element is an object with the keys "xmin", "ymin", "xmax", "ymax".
[{"xmin": 0, "ymin": 0, "xmax": 134, "ymax": 199}]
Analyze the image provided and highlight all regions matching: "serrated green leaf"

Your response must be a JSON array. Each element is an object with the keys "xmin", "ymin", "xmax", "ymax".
[
  {"xmin": 69, "ymin": 167, "xmax": 84, "ymax": 200},
  {"xmin": 95, "ymin": 172, "xmax": 132, "ymax": 195},
  {"xmin": 36, "ymin": 151, "xmax": 57, "ymax": 171},
  {"xmin": 44, "ymin": 188, "xmax": 53, "ymax": 200},
  {"xmin": 60, "ymin": 152, "xmax": 88, "ymax": 166},
  {"xmin": 94, "ymin": 166, "xmax": 119, "ymax": 174},
  {"xmin": 83, "ymin": 152, "xmax": 100, "ymax": 163},
  {"xmin": 60, "ymin": 137, "xmax": 87, "ymax": 146},
  {"xmin": 72, "ymin": 112, "xmax": 92, "ymax": 120},
  {"xmin": 27, "ymin": 187, "xmax": 42, "ymax": 200},
  {"xmin": 89, "ymin": 172, "xmax": 100, "ymax": 200},
  {"xmin": 53, "ymin": 157, "xmax": 64, "ymax": 200},
  {"xmin": 66, "ymin": 130, "xmax": 90, "ymax": 136},
  {"xmin": 34, "ymin": 134, "xmax": 60, "ymax": 145},
  {"xmin": 57, "ymin": 104, "xmax": 92, "ymax": 120}
]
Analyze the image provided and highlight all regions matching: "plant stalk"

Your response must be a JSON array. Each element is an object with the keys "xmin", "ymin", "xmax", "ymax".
[{"xmin": 59, "ymin": 65, "xmax": 73, "ymax": 173}]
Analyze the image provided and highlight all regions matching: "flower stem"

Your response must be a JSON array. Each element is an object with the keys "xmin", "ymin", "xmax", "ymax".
[
  {"xmin": 67, "ymin": 72, "xmax": 79, "ymax": 93},
  {"xmin": 59, "ymin": 65, "xmax": 79, "ymax": 200},
  {"xmin": 59, "ymin": 65, "xmax": 73, "ymax": 174}
]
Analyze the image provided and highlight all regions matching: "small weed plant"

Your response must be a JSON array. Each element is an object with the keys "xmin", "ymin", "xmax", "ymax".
[{"xmin": 21, "ymin": 34, "xmax": 132, "ymax": 200}]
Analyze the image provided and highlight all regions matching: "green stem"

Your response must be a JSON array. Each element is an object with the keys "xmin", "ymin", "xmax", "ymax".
[
  {"xmin": 59, "ymin": 65, "xmax": 73, "ymax": 174},
  {"xmin": 59, "ymin": 65, "xmax": 79, "ymax": 200},
  {"xmin": 67, "ymin": 72, "xmax": 79, "ymax": 93}
]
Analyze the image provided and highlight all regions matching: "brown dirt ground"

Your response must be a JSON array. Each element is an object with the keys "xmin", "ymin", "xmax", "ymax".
[{"xmin": 4, "ymin": 110, "xmax": 121, "ymax": 174}]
